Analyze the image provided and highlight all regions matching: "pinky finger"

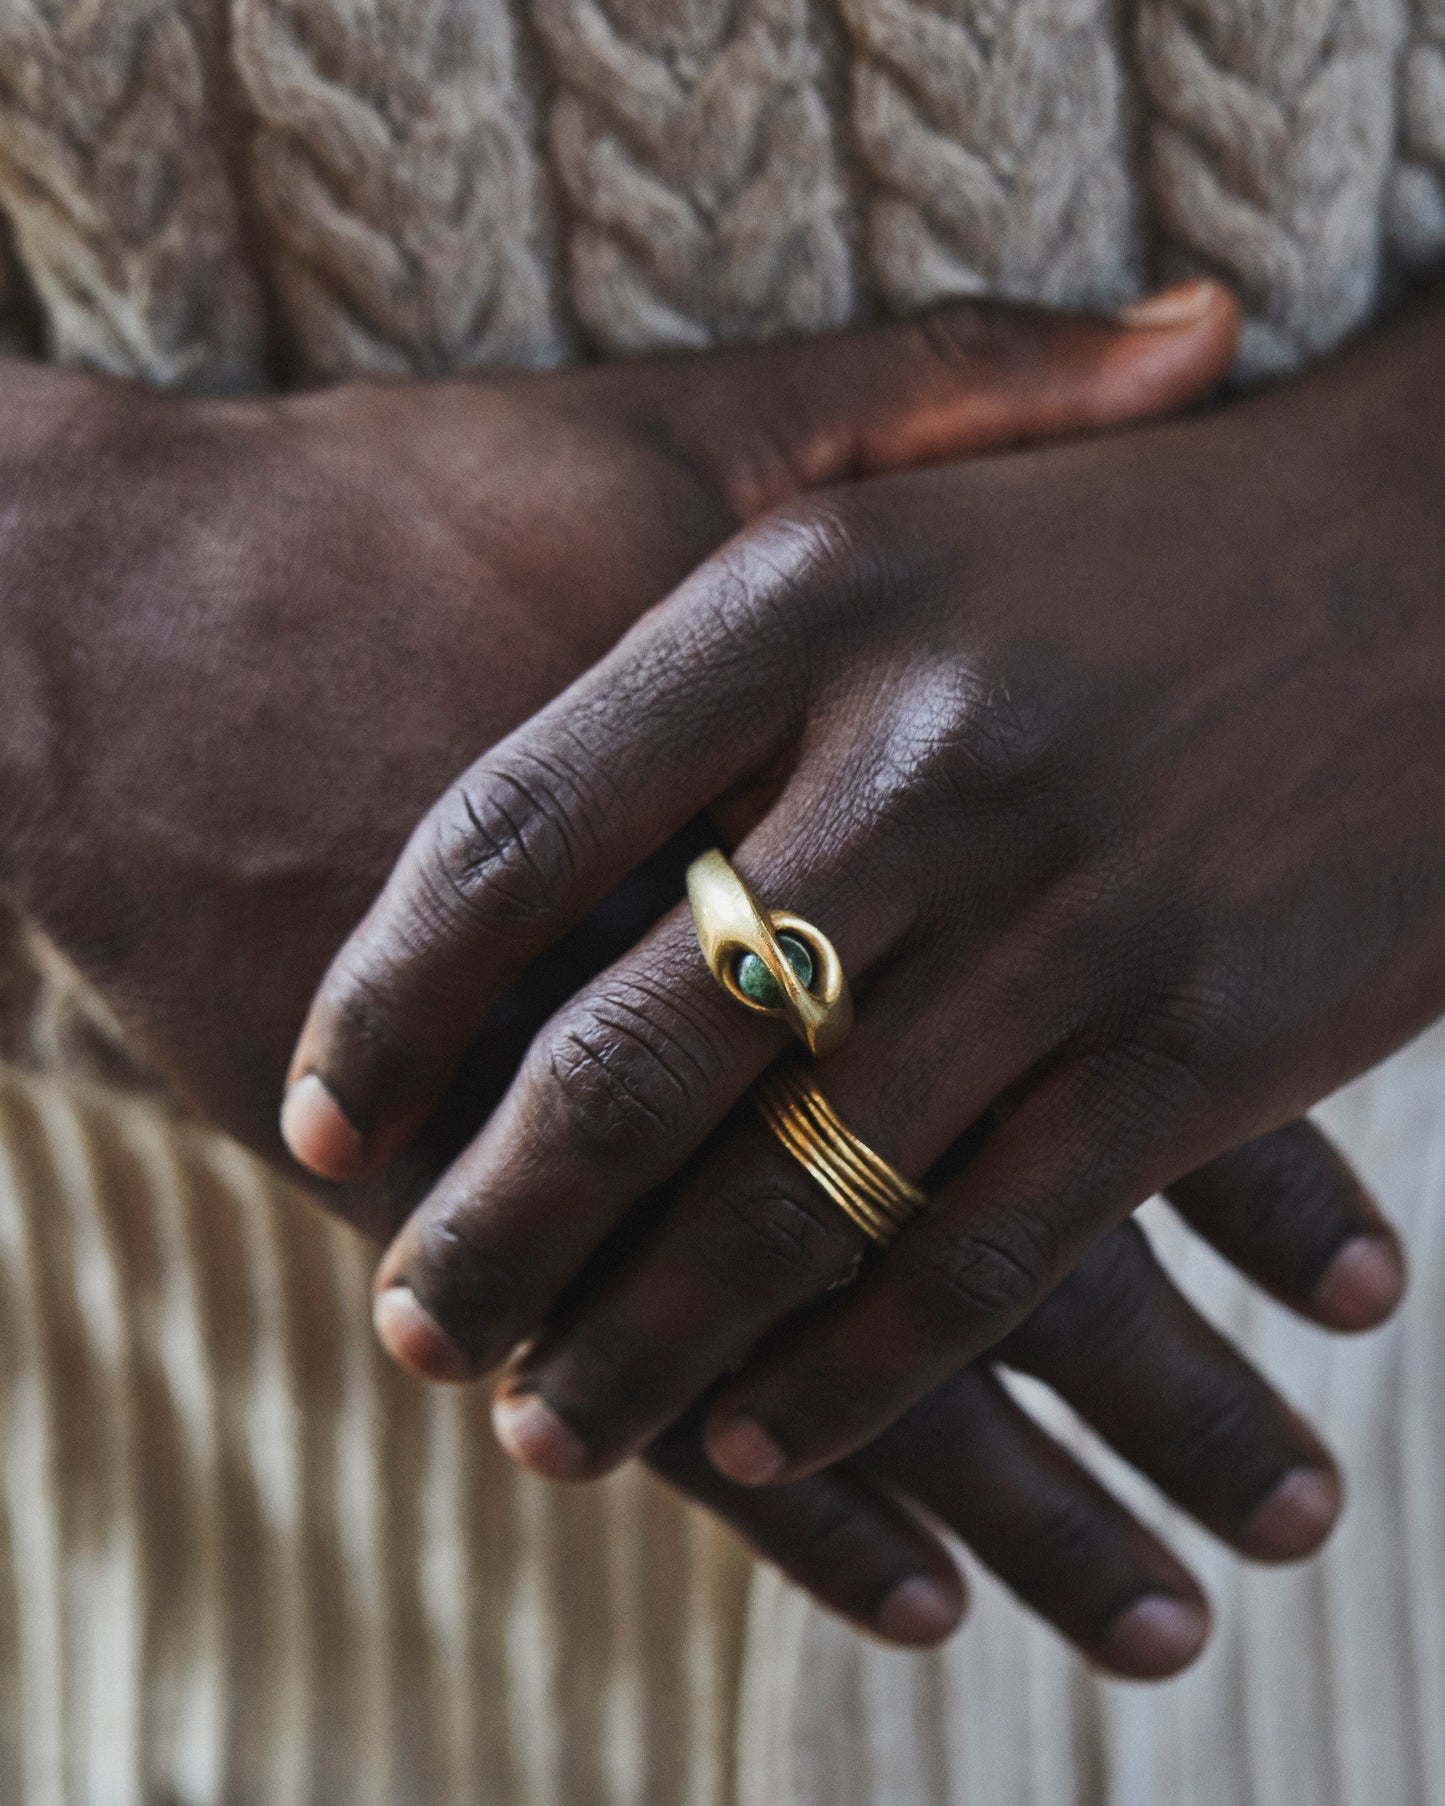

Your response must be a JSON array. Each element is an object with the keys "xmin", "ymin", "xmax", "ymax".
[
  {"xmin": 1166, "ymin": 1120, "xmax": 1406, "ymax": 1332},
  {"xmin": 866, "ymin": 1368, "xmax": 1211, "ymax": 1680},
  {"xmin": 645, "ymin": 1411, "xmax": 967, "ymax": 1648}
]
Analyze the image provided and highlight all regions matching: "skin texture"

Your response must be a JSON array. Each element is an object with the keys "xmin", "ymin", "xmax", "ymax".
[
  {"xmin": 286, "ymin": 283, "xmax": 1444, "ymax": 1579},
  {"xmin": 0, "ymin": 288, "xmax": 1403, "ymax": 1670}
]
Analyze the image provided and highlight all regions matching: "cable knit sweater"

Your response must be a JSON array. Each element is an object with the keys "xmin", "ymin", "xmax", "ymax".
[{"xmin": 0, "ymin": 0, "xmax": 1440, "ymax": 401}]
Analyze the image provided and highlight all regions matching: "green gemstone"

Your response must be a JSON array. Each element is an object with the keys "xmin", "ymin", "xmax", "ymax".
[{"xmin": 735, "ymin": 934, "xmax": 814, "ymax": 1009}]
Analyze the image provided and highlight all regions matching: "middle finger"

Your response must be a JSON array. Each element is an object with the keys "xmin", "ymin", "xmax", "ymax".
[{"xmin": 369, "ymin": 813, "xmax": 951, "ymax": 1382}]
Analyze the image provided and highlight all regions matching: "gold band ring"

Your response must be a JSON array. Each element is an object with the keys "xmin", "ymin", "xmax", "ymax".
[
  {"xmin": 686, "ymin": 850, "xmax": 853, "ymax": 1057},
  {"xmin": 754, "ymin": 1055, "xmax": 927, "ymax": 1248}
]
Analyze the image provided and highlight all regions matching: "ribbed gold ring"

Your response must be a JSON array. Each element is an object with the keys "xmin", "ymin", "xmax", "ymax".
[
  {"xmin": 686, "ymin": 850, "xmax": 852, "ymax": 1058},
  {"xmin": 753, "ymin": 1055, "xmax": 927, "ymax": 1248}
]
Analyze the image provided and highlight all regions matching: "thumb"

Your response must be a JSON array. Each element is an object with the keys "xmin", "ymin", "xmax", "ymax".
[{"xmin": 621, "ymin": 280, "xmax": 1239, "ymax": 519}]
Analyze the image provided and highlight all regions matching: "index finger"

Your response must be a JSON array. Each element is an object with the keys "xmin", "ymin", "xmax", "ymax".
[{"xmin": 281, "ymin": 520, "xmax": 817, "ymax": 1179}]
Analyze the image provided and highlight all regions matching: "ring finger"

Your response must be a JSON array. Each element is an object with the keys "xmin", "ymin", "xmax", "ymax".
[{"xmin": 487, "ymin": 932, "xmax": 1070, "ymax": 1476}]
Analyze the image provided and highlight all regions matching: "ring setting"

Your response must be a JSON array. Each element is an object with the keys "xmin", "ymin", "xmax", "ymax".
[
  {"xmin": 686, "ymin": 850, "xmax": 927, "ymax": 1249},
  {"xmin": 685, "ymin": 849, "xmax": 852, "ymax": 1057}
]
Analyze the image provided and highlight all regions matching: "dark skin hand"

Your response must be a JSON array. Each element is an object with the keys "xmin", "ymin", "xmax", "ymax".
[
  {"xmin": 287, "ymin": 284, "xmax": 1441, "ymax": 1604},
  {"xmin": 0, "ymin": 289, "xmax": 1401, "ymax": 1670}
]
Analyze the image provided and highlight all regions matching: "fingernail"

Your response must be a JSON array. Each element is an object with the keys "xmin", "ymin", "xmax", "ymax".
[
  {"xmin": 492, "ymin": 1389, "xmax": 592, "ymax": 1479},
  {"xmin": 1101, "ymin": 1594, "xmax": 1210, "ymax": 1677},
  {"xmin": 1244, "ymin": 1466, "xmax": 1342, "ymax": 1561},
  {"xmin": 281, "ymin": 1072, "xmax": 365, "ymax": 1179},
  {"xmin": 372, "ymin": 1285, "xmax": 475, "ymax": 1383},
  {"xmin": 1117, "ymin": 279, "xmax": 1220, "ymax": 329},
  {"xmin": 1314, "ymin": 1236, "xmax": 1406, "ymax": 1330},
  {"xmin": 874, "ymin": 1576, "xmax": 963, "ymax": 1646},
  {"xmin": 705, "ymin": 1417, "xmax": 787, "ymax": 1486}
]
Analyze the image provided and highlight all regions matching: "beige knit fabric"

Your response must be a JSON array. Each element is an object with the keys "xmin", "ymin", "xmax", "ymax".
[
  {"xmin": 0, "ymin": 4, "xmax": 1443, "ymax": 1802},
  {"xmin": 0, "ymin": 0, "xmax": 1439, "ymax": 393}
]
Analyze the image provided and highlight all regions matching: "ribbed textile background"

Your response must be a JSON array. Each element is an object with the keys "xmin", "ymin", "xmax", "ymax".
[
  {"xmin": 0, "ymin": 1022, "xmax": 1441, "ymax": 1805},
  {"xmin": 0, "ymin": 1067, "xmax": 752, "ymax": 1806}
]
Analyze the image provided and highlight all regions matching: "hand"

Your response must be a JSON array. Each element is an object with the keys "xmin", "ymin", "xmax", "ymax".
[
  {"xmin": 0, "ymin": 285, "xmax": 1234, "ymax": 1225},
  {"xmin": 3, "ymin": 287, "xmax": 1336, "ymax": 1676},
  {"xmin": 286, "ymin": 283, "xmax": 1430, "ymax": 1499},
  {"xmin": 652, "ymin": 1129, "xmax": 1381, "ymax": 1672}
]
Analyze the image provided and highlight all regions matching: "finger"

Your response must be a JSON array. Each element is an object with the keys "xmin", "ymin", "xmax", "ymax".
[
  {"xmin": 703, "ymin": 1049, "xmax": 1203, "ymax": 1483},
  {"xmin": 487, "ymin": 934, "xmax": 1071, "ymax": 1479},
  {"xmin": 607, "ymin": 281, "xmax": 1239, "ymax": 518},
  {"xmin": 863, "ymin": 1367, "xmax": 1210, "ymax": 1679},
  {"xmin": 1001, "ymin": 1222, "xmax": 1341, "ymax": 1562},
  {"xmin": 281, "ymin": 512, "xmax": 819, "ymax": 1182},
  {"xmin": 644, "ymin": 1413, "xmax": 965, "ymax": 1649},
  {"xmin": 1164, "ymin": 1119, "xmax": 1406, "ymax": 1331}
]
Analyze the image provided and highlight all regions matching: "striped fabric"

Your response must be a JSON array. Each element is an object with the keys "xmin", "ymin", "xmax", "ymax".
[{"xmin": 0, "ymin": 1022, "xmax": 1441, "ymax": 1805}]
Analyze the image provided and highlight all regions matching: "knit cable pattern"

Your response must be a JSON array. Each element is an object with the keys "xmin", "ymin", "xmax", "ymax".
[
  {"xmin": 1136, "ymin": 0, "xmax": 1403, "ymax": 380},
  {"xmin": 0, "ymin": 0, "xmax": 265, "ymax": 389},
  {"xmin": 535, "ymin": 0, "xmax": 856, "ymax": 355},
  {"xmin": 838, "ymin": 0, "xmax": 1140, "ymax": 316},
  {"xmin": 1389, "ymin": 0, "xmax": 1445, "ymax": 270},
  {"xmin": 232, "ymin": 0, "xmax": 565, "ymax": 381}
]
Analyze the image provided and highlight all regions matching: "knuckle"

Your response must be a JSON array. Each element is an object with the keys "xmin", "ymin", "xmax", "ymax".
[
  {"xmin": 707, "ymin": 1178, "xmax": 862, "ymax": 1290},
  {"xmin": 1124, "ymin": 939, "xmax": 1257, "ymax": 1110},
  {"xmin": 950, "ymin": 659, "xmax": 1064, "ymax": 797},
  {"xmin": 1205, "ymin": 1125, "xmax": 1362, "ymax": 1259},
  {"xmin": 908, "ymin": 1218, "xmax": 1049, "ymax": 1340},
  {"xmin": 1004, "ymin": 1222, "xmax": 1155, "ymax": 1369},
  {"xmin": 423, "ymin": 753, "xmax": 597, "ymax": 942},
  {"xmin": 1069, "ymin": 1037, "xmax": 1210, "ymax": 1159},
  {"xmin": 911, "ymin": 301, "xmax": 1041, "ymax": 384},
  {"xmin": 1142, "ymin": 1374, "xmax": 1261, "ymax": 1479},
  {"xmin": 540, "ymin": 990, "xmax": 705, "ymax": 1166},
  {"xmin": 708, "ymin": 496, "xmax": 877, "ymax": 661},
  {"xmin": 995, "ymin": 1492, "xmax": 1121, "ymax": 1601}
]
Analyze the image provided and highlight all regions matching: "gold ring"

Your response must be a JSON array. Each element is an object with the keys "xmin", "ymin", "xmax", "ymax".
[
  {"xmin": 686, "ymin": 850, "xmax": 852, "ymax": 1057},
  {"xmin": 753, "ymin": 1055, "xmax": 927, "ymax": 1248}
]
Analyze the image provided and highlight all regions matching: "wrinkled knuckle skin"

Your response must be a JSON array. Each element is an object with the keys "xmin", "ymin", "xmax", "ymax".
[
  {"xmin": 1135, "ymin": 950, "xmax": 1261, "ymax": 1112},
  {"xmin": 424, "ymin": 757, "xmax": 594, "ymax": 943},
  {"xmin": 908, "ymin": 1222, "xmax": 1048, "ymax": 1343},
  {"xmin": 1197, "ymin": 1126, "xmax": 1364, "ymax": 1282},
  {"xmin": 950, "ymin": 660, "xmax": 1066, "ymax": 802},
  {"xmin": 542, "ymin": 996, "xmax": 702, "ymax": 1167},
  {"xmin": 705, "ymin": 1179, "xmax": 861, "ymax": 1292},
  {"xmin": 714, "ymin": 496, "xmax": 879, "ymax": 661}
]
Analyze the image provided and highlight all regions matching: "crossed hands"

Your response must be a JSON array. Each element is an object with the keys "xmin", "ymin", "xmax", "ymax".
[{"xmin": 5, "ymin": 274, "xmax": 1433, "ymax": 1677}]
